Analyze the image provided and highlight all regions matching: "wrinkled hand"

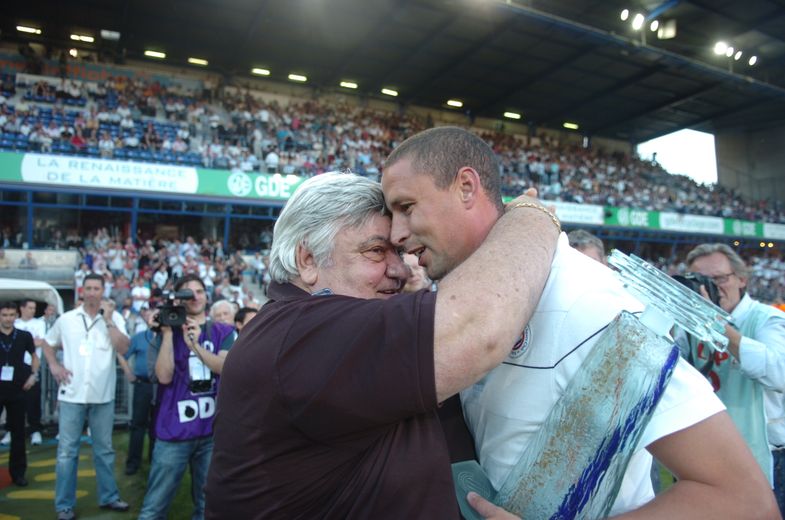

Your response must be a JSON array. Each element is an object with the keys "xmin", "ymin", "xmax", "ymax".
[
  {"xmin": 467, "ymin": 492, "xmax": 520, "ymax": 520},
  {"xmin": 50, "ymin": 362, "xmax": 73, "ymax": 385}
]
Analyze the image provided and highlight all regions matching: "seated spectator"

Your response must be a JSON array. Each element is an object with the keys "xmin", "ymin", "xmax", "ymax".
[
  {"xmin": 123, "ymin": 132, "xmax": 140, "ymax": 149},
  {"xmin": 0, "ymin": 249, "xmax": 9, "ymax": 269},
  {"xmin": 171, "ymin": 136, "xmax": 188, "ymax": 154},
  {"xmin": 70, "ymin": 129, "xmax": 87, "ymax": 151},
  {"xmin": 98, "ymin": 131, "xmax": 115, "ymax": 158},
  {"xmin": 29, "ymin": 123, "xmax": 53, "ymax": 152}
]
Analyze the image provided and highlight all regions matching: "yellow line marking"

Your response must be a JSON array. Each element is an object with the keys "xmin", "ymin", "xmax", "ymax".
[
  {"xmin": 0, "ymin": 513, "xmax": 22, "ymax": 520},
  {"xmin": 5, "ymin": 489, "xmax": 87, "ymax": 499},
  {"xmin": 28, "ymin": 455, "xmax": 88, "ymax": 468},
  {"xmin": 36, "ymin": 469, "xmax": 95, "ymax": 482}
]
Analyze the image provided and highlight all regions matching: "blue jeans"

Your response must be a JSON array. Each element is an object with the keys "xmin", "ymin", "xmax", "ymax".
[
  {"xmin": 773, "ymin": 449, "xmax": 785, "ymax": 516},
  {"xmin": 138, "ymin": 436, "xmax": 214, "ymax": 520},
  {"xmin": 55, "ymin": 401, "xmax": 120, "ymax": 512}
]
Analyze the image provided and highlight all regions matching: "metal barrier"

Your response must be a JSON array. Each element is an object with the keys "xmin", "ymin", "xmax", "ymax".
[{"xmin": 40, "ymin": 357, "xmax": 134, "ymax": 426}]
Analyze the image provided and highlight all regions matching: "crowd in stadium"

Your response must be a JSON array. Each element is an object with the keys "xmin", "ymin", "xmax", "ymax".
[
  {"xmin": 1, "ymin": 71, "xmax": 784, "ymax": 223},
  {"xmin": 67, "ymin": 230, "xmax": 268, "ymax": 317},
  {"xmin": 1, "ymin": 65, "xmax": 784, "ymax": 519}
]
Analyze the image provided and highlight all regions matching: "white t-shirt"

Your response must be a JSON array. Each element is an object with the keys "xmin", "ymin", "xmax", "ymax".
[
  {"xmin": 461, "ymin": 234, "xmax": 724, "ymax": 515},
  {"xmin": 45, "ymin": 306, "xmax": 128, "ymax": 404},
  {"xmin": 15, "ymin": 316, "xmax": 46, "ymax": 358},
  {"xmin": 131, "ymin": 285, "xmax": 151, "ymax": 312}
]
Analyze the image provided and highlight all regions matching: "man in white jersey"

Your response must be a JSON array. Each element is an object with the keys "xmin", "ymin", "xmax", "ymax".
[
  {"xmin": 382, "ymin": 126, "xmax": 777, "ymax": 518},
  {"xmin": 13, "ymin": 299, "xmax": 45, "ymax": 445}
]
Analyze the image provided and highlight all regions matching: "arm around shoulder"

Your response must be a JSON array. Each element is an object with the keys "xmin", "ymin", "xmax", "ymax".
[{"xmin": 433, "ymin": 198, "xmax": 559, "ymax": 402}]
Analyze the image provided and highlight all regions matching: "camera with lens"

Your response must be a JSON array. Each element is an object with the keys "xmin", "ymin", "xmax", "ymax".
[
  {"xmin": 155, "ymin": 289, "xmax": 195, "ymax": 328},
  {"xmin": 672, "ymin": 273, "xmax": 721, "ymax": 306}
]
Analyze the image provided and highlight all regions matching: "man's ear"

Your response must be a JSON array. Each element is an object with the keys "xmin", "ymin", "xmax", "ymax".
[
  {"xmin": 296, "ymin": 244, "xmax": 318, "ymax": 286},
  {"xmin": 454, "ymin": 166, "xmax": 482, "ymax": 209}
]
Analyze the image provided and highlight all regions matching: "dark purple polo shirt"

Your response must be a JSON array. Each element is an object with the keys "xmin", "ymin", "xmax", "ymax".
[{"xmin": 205, "ymin": 282, "xmax": 461, "ymax": 519}]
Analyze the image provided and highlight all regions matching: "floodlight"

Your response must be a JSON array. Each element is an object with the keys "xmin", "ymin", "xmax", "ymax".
[
  {"xmin": 734, "ymin": 51, "xmax": 742, "ymax": 61},
  {"xmin": 251, "ymin": 68, "xmax": 270, "ymax": 76},
  {"xmin": 748, "ymin": 55, "xmax": 758, "ymax": 66},
  {"xmin": 504, "ymin": 112, "xmax": 521, "ymax": 120},
  {"xmin": 620, "ymin": 9, "xmax": 629, "ymax": 21},
  {"xmin": 69, "ymin": 48, "xmax": 78, "ymax": 58},
  {"xmin": 650, "ymin": 20, "xmax": 659, "ymax": 32},
  {"xmin": 563, "ymin": 122, "xmax": 579, "ymax": 130},
  {"xmin": 144, "ymin": 50, "xmax": 166, "ymax": 59},
  {"xmin": 71, "ymin": 34, "xmax": 94, "ymax": 43},
  {"xmin": 288, "ymin": 74, "xmax": 307, "ymax": 82},
  {"xmin": 446, "ymin": 99, "xmax": 463, "ymax": 108},
  {"xmin": 632, "ymin": 14, "xmax": 644, "ymax": 30},
  {"xmin": 16, "ymin": 26, "xmax": 42, "ymax": 35},
  {"xmin": 725, "ymin": 47, "xmax": 734, "ymax": 58},
  {"xmin": 713, "ymin": 42, "xmax": 727, "ymax": 55},
  {"xmin": 381, "ymin": 88, "xmax": 398, "ymax": 97},
  {"xmin": 188, "ymin": 58, "xmax": 208, "ymax": 66},
  {"xmin": 100, "ymin": 29, "xmax": 121, "ymax": 41},
  {"xmin": 340, "ymin": 81, "xmax": 358, "ymax": 89}
]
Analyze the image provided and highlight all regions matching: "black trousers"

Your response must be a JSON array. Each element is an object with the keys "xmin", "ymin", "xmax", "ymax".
[
  {"xmin": 24, "ymin": 380, "xmax": 42, "ymax": 434},
  {"xmin": 0, "ymin": 392, "xmax": 27, "ymax": 480},
  {"xmin": 126, "ymin": 379, "xmax": 154, "ymax": 470}
]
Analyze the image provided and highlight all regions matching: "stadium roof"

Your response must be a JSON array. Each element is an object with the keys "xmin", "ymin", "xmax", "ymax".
[{"xmin": 5, "ymin": 0, "xmax": 785, "ymax": 143}]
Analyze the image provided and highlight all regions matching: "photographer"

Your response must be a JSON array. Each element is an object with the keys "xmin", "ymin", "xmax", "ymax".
[
  {"xmin": 682, "ymin": 243, "xmax": 785, "ymax": 512},
  {"xmin": 139, "ymin": 274, "xmax": 234, "ymax": 520}
]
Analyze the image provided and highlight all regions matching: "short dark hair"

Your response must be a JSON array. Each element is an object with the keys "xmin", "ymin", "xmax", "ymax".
[
  {"xmin": 384, "ymin": 126, "xmax": 503, "ymax": 211},
  {"xmin": 18, "ymin": 298, "xmax": 36, "ymax": 308},
  {"xmin": 234, "ymin": 306, "xmax": 257, "ymax": 325},
  {"xmin": 0, "ymin": 301, "xmax": 18, "ymax": 312},
  {"xmin": 84, "ymin": 273, "xmax": 105, "ymax": 287},
  {"xmin": 174, "ymin": 273, "xmax": 206, "ymax": 292}
]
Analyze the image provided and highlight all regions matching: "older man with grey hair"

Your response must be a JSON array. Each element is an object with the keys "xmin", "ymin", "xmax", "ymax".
[
  {"xmin": 684, "ymin": 242, "xmax": 785, "ymax": 513},
  {"xmin": 567, "ymin": 228, "xmax": 606, "ymax": 265},
  {"xmin": 205, "ymin": 171, "xmax": 560, "ymax": 519}
]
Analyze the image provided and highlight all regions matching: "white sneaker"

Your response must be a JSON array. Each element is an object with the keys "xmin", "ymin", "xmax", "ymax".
[
  {"xmin": 31, "ymin": 432, "xmax": 42, "ymax": 445},
  {"xmin": 0, "ymin": 432, "xmax": 9, "ymax": 445}
]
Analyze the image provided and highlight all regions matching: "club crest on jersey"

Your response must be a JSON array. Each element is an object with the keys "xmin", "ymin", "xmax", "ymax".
[{"xmin": 508, "ymin": 324, "xmax": 531, "ymax": 359}]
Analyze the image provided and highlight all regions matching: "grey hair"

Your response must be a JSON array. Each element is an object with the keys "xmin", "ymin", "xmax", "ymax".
[
  {"xmin": 268, "ymin": 172, "xmax": 388, "ymax": 283},
  {"xmin": 567, "ymin": 229, "xmax": 605, "ymax": 257},
  {"xmin": 686, "ymin": 243, "xmax": 751, "ymax": 279},
  {"xmin": 209, "ymin": 299, "xmax": 235, "ymax": 320}
]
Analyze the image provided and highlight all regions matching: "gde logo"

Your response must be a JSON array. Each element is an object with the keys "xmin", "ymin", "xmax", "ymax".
[
  {"xmin": 177, "ymin": 396, "xmax": 216, "ymax": 423},
  {"xmin": 227, "ymin": 172, "xmax": 253, "ymax": 196}
]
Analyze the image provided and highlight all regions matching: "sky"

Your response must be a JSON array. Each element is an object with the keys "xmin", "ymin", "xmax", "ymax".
[{"xmin": 636, "ymin": 129, "xmax": 718, "ymax": 185}]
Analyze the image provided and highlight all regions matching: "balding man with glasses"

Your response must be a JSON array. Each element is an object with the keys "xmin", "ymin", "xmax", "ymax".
[{"xmin": 684, "ymin": 243, "xmax": 785, "ymax": 514}]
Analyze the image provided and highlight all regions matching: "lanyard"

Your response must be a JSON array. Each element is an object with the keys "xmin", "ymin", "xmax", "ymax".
[
  {"xmin": 81, "ymin": 314, "xmax": 102, "ymax": 335},
  {"xmin": 0, "ymin": 329, "xmax": 16, "ymax": 363}
]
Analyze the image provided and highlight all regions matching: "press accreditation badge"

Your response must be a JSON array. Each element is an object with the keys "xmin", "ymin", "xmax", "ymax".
[
  {"xmin": 24, "ymin": 351, "xmax": 32, "ymax": 365},
  {"xmin": 1, "ymin": 365, "xmax": 13, "ymax": 381},
  {"xmin": 189, "ymin": 355, "xmax": 210, "ymax": 382}
]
